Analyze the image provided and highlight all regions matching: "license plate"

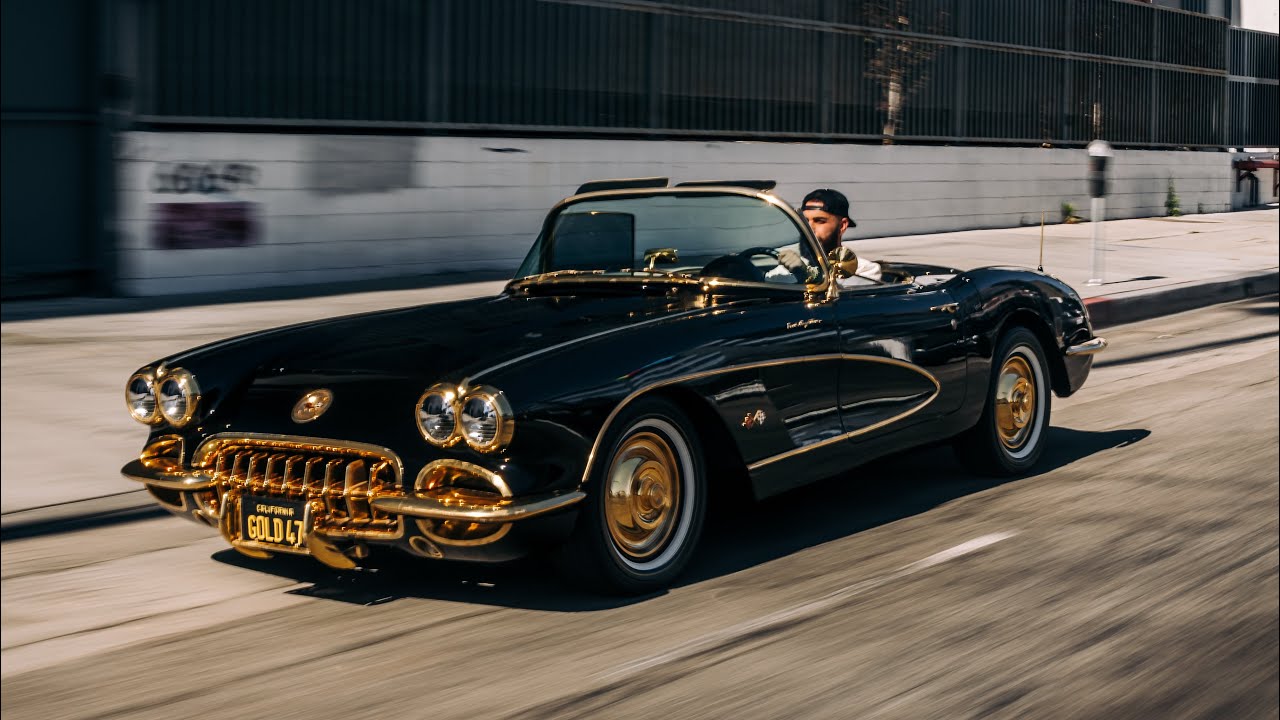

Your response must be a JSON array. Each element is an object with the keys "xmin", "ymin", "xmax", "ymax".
[{"xmin": 240, "ymin": 495, "xmax": 309, "ymax": 551}]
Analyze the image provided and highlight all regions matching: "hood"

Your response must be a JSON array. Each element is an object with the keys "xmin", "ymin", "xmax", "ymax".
[
  {"xmin": 163, "ymin": 289, "xmax": 749, "ymax": 392},
  {"xmin": 154, "ymin": 288, "xmax": 756, "ymax": 448}
]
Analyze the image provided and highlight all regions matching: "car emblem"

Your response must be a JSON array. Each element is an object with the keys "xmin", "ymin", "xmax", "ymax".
[
  {"xmin": 741, "ymin": 409, "xmax": 767, "ymax": 429},
  {"xmin": 292, "ymin": 389, "xmax": 333, "ymax": 423}
]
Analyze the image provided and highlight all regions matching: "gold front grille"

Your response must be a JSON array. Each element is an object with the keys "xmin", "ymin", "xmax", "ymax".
[{"xmin": 195, "ymin": 435, "xmax": 404, "ymax": 538}]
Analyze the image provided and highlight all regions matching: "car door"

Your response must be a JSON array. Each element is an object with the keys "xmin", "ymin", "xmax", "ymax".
[
  {"xmin": 715, "ymin": 293, "xmax": 851, "ymax": 500},
  {"xmin": 835, "ymin": 281, "xmax": 969, "ymax": 444}
]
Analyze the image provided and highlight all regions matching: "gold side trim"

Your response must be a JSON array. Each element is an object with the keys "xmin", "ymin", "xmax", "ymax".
[
  {"xmin": 1065, "ymin": 337, "xmax": 1108, "ymax": 356},
  {"xmin": 462, "ymin": 300, "xmax": 751, "ymax": 385},
  {"xmin": 747, "ymin": 396, "xmax": 939, "ymax": 471},
  {"xmin": 580, "ymin": 354, "xmax": 941, "ymax": 484},
  {"xmin": 373, "ymin": 490, "xmax": 586, "ymax": 523}
]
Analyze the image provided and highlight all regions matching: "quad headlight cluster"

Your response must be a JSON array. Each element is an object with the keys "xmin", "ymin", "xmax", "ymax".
[
  {"xmin": 415, "ymin": 383, "xmax": 514, "ymax": 453},
  {"xmin": 126, "ymin": 367, "xmax": 201, "ymax": 427}
]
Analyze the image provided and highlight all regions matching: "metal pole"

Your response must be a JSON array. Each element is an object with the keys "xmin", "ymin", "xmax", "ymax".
[
  {"xmin": 1088, "ymin": 196, "xmax": 1104, "ymax": 286},
  {"xmin": 1038, "ymin": 211, "xmax": 1045, "ymax": 272},
  {"xmin": 1086, "ymin": 139, "xmax": 1112, "ymax": 286}
]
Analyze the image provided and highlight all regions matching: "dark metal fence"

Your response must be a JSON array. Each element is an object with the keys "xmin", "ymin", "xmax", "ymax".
[
  {"xmin": 129, "ymin": 0, "xmax": 1277, "ymax": 148},
  {"xmin": 1228, "ymin": 27, "xmax": 1279, "ymax": 148}
]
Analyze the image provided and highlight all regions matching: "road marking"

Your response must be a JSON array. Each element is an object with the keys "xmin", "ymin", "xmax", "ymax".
[{"xmin": 597, "ymin": 531, "xmax": 1016, "ymax": 683}]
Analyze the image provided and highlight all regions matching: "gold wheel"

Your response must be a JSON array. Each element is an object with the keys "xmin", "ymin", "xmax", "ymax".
[
  {"xmin": 994, "ymin": 355, "xmax": 1036, "ymax": 451},
  {"xmin": 604, "ymin": 431, "xmax": 681, "ymax": 561}
]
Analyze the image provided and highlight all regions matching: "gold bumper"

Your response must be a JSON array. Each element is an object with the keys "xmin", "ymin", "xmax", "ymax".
[
  {"xmin": 372, "ymin": 491, "xmax": 585, "ymax": 523},
  {"xmin": 122, "ymin": 434, "xmax": 585, "ymax": 566}
]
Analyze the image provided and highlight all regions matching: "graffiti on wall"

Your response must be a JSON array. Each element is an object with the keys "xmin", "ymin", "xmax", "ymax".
[
  {"xmin": 150, "ymin": 162, "xmax": 261, "ymax": 249},
  {"xmin": 150, "ymin": 162, "xmax": 259, "ymax": 194},
  {"xmin": 152, "ymin": 202, "xmax": 260, "ymax": 249}
]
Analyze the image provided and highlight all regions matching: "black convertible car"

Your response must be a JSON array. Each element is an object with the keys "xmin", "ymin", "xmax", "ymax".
[{"xmin": 123, "ymin": 179, "xmax": 1106, "ymax": 593}]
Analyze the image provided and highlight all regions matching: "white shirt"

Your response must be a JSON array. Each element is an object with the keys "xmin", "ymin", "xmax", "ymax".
[{"xmin": 762, "ymin": 242, "xmax": 881, "ymax": 284}]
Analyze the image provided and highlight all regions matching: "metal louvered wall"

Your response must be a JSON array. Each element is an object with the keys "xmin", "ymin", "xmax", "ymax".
[{"xmin": 129, "ymin": 0, "xmax": 1277, "ymax": 148}]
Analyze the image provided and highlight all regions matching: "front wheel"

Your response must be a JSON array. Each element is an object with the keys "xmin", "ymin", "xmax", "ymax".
[
  {"xmin": 555, "ymin": 397, "xmax": 706, "ymax": 595},
  {"xmin": 954, "ymin": 327, "xmax": 1052, "ymax": 476}
]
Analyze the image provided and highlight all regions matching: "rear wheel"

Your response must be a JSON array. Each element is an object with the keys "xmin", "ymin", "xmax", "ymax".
[
  {"xmin": 955, "ymin": 327, "xmax": 1051, "ymax": 476},
  {"xmin": 555, "ymin": 397, "xmax": 706, "ymax": 595}
]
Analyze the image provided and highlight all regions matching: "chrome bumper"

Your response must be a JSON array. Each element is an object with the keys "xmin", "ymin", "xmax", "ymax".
[{"xmin": 1065, "ymin": 336, "xmax": 1108, "ymax": 357}]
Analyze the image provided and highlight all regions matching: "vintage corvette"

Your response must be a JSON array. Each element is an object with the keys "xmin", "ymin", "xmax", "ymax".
[{"xmin": 122, "ymin": 179, "xmax": 1106, "ymax": 593}]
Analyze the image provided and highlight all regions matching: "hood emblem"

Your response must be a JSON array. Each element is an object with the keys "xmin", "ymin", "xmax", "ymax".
[{"xmin": 292, "ymin": 389, "xmax": 333, "ymax": 423}]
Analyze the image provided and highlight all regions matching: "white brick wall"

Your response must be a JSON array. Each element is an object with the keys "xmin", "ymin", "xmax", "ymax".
[{"xmin": 115, "ymin": 131, "xmax": 1248, "ymax": 296}]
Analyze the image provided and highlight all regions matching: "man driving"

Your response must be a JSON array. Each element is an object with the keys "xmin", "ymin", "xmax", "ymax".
[{"xmin": 774, "ymin": 188, "xmax": 882, "ymax": 284}]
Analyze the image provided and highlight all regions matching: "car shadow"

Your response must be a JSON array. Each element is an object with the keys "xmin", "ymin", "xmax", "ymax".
[
  {"xmin": 211, "ymin": 425, "xmax": 1149, "ymax": 611},
  {"xmin": 1242, "ymin": 298, "xmax": 1278, "ymax": 316},
  {"xmin": 683, "ymin": 426, "xmax": 1150, "ymax": 586}
]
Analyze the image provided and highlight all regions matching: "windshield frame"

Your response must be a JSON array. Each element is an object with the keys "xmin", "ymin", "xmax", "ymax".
[{"xmin": 508, "ymin": 186, "xmax": 832, "ymax": 295}]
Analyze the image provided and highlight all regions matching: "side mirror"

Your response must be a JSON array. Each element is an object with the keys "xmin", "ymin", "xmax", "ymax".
[
  {"xmin": 828, "ymin": 246, "xmax": 859, "ymax": 280},
  {"xmin": 643, "ymin": 247, "xmax": 679, "ymax": 271}
]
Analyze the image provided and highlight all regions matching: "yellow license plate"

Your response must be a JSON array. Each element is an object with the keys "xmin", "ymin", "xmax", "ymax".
[{"xmin": 240, "ymin": 495, "xmax": 309, "ymax": 550}]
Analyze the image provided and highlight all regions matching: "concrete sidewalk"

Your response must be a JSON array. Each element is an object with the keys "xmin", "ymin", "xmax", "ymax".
[{"xmin": 2, "ymin": 208, "xmax": 1276, "ymax": 535}]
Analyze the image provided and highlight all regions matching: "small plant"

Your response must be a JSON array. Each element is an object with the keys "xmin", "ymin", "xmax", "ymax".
[
  {"xmin": 1165, "ymin": 178, "xmax": 1182, "ymax": 217},
  {"xmin": 1060, "ymin": 201, "xmax": 1080, "ymax": 224}
]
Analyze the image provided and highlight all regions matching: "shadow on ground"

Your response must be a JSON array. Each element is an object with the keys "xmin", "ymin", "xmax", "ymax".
[
  {"xmin": 1243, "ymin": 298, "xmax": 1278, "ymax": 316},
  {"xmin": 212, "ymin": 426, "xmax": 1150, "ymax": 611}
]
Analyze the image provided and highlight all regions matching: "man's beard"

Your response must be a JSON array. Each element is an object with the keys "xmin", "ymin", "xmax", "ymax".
[{"xmin": 817, "ymin": 232, "xmax": 839, "ymax": 254}]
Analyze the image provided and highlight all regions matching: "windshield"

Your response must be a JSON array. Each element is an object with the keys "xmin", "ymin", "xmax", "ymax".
[{"xmin": 514, "ymin": 192, "xmax": 824, "ymax": 286}]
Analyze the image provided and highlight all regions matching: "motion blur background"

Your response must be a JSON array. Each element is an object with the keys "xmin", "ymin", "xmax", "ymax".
[{"xmin": 2, "ymin": 0, "xmax": 1277, "ymax": 299}]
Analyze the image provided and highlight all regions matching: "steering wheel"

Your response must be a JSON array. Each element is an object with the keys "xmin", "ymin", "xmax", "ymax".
[
  {"xmin": 701, "ymin": 246, "xmax": 805, "ymax": 283},
  {"xmin": 738, "ymin": 246, "xmax": 782, "ymax": 263},
  {"xmin": 739, "ymin": 246, "xmax": 808, "ymax": 283},
  {"xmin": 698, "ymin": 247, "xmax": 776, "ymax": 283}
]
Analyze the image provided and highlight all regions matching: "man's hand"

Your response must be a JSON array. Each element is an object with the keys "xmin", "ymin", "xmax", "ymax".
[
  {"xmin": 777, "ymin": 248, "xmax": 807, "ymax": 272},
  {"xmin": 776, "ymin": 248, "xmax": 818, "ymax": 283}
]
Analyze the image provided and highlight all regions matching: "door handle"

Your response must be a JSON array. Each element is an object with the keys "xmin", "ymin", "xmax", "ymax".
[{"xmin": 930, "ymin": 303, "xmax": 958, "ymax": 314}]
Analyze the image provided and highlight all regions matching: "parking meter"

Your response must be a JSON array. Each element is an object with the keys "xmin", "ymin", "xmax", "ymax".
[
  {"xmin": 1086, "ymin": 140, "xmax": 1113, "ymax": 285},
  {"xmin": 1088, "ymin": 140, "xmax": 1112, "ymax": 198}
]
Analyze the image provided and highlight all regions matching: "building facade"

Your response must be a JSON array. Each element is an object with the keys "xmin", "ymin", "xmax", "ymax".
[{"xmin": 3, "ymin": 0, "xmax": 1277, "ymax": 298}]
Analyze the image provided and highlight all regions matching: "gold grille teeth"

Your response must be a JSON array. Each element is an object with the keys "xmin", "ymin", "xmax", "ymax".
[{"xmin": 202, "ymin": 438, "xmax": 402, "ymax": 540}]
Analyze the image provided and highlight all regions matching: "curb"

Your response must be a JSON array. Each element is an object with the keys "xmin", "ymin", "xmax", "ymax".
[
  {"xmin": 0, "ymin": 269, "xmax": 513, "ymax": 323},
  {"xmin": 0, "ymin": 491, "xmax": 166, "ymax": 542},
  {"xmin": 1086, "ymin": 269, "xmax": 1279, "ymax": 329},
  {"xmin": 4, "ymin": 272, "xmax": 1277, "ymax": 541}
]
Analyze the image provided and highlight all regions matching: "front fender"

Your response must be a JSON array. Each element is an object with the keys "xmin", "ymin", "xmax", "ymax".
[{"xmin": 958, "ymin": 267, "xmax": 1095, "ymax": 398}]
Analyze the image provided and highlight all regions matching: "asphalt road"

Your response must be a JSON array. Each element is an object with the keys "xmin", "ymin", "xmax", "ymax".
[{"xmin": 2, "ymin": 297, "xmax": 1276, "ymax": 720}]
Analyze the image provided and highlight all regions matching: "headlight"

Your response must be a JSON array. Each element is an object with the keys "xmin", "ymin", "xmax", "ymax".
[
  {"xmin": 416, "ymin": 384, "xmax": 460, "ymax": 446},
  {"xmin": 157, "ymin": 368, "xmax": 200, "ymax": 427},
  {"xmin": 125, "ymin": 370, "xmax": 160, "ymax": 425},
  {"xmin": 459, "ymin": 386, "xmax": 513, "ymax": 453}
]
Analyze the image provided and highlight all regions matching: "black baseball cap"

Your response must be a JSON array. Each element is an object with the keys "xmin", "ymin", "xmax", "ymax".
[{"xmin": 800, "ymin": 188, "xmax": 856, "ymax": 227}]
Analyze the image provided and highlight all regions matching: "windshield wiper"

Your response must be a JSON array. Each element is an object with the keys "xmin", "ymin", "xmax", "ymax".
[
  {"xmin": 623, "ymin": 268, "xmax": 696, "ymax": 280},
  {"xmin": 508, "ymin": 269, "xmax": 606, "ymax": 287},
  {"xmin": 509, "ymin": 268, "xmax": 702, "ymax": 292}
]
